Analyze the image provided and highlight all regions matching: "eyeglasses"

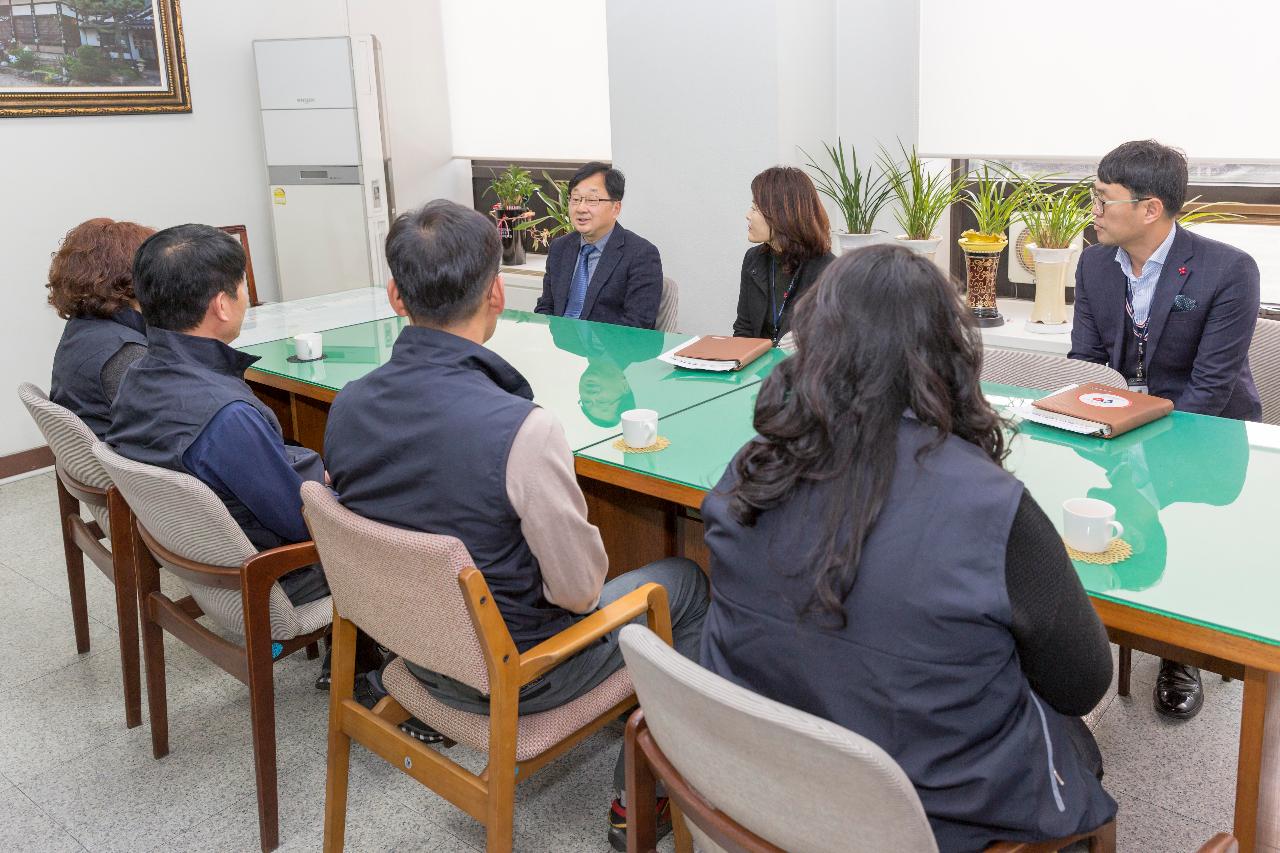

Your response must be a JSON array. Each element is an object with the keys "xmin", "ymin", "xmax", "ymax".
[
  {"xmin": 568, "ymin": 196, "xmax": 616, "ymax": 209},
  {"xmin": 1089, "ymin": 188, "xmax": 1151, "ymax": 212}
]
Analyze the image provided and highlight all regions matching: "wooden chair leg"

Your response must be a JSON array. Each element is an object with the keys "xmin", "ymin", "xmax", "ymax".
[
  {"xmin": 1089, "ymin": 819, "xmax": 1117, "ymax": 852},
  {"xmin": 323, "ymin": 613, "xmax": 356, "ymax": 853},
  {"xmin": 1117, "ymin": 646, "xmax": 1132, "ymax": 698},
  {"xmin": 55, "ymin": 477, "xmax": 91, "ymax": 654},
  {"xmin": 107, "ymin": 487, "xmax": 142, "ymax": 729},
  {"xmin": 485, "ymin": 699, "xmax": 519, "ymax": 853},
  {"xmin": 131, "ymin": 522, "xmax": 170, "ymax": 759},
  {"xmin": 243, "ymin": 583, "xmax": 282, "ymax": 853},
  {"xmin": 670, "ymin": 801, "xmax": 693, "ymax": 853},
  {"xmin": 626, "ymin": 710, "xmax": 658, "ymax": 853}
]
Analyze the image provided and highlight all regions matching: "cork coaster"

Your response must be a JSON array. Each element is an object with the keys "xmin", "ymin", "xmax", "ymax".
[
  {"xmin": 611, "ymin": 436, "xmax": 671, "ymax": 454},
  {"xmin": 1064, "ymin": 538, "xmax": 1133, "ymax": 564}
]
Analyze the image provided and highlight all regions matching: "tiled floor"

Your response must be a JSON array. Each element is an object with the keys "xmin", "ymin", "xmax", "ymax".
[{"xmin": 0, "ymin": 470, "xmax": 1250, "ymax": 851}]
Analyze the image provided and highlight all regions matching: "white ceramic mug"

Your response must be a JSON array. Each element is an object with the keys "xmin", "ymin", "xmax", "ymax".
[
  {"xmin": 621, "ymin": 408, "xmax": 659, "ymax": 449},
  {"xmin": 293, "ymin": 332, "xmax": 323, "ymax": 361},
  {"xmin": 1062, "ymin": 498, "xmax": 1124, "ymax": 553}
]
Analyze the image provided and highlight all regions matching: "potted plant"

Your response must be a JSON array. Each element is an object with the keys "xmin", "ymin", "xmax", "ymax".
[
  {"xmin": 1178, "ymin": 195, "xmax": 1245, "ymax": 228},
  {"xmin": 879, "ymin": 142, "xmax": 964, "ymax": 262},
  {"xmin": 514, "ymin": 171, "xmax": 573, "ymax": 252},
  {"xmin": 487, "ymin": 165, "xmax": 540, "ymax": 265},
  {"xmin": 802, "ymin": 138, "xmax": 894, "ymax": 254},
  {"xmin": 957, "ymin": 162, "xmax": 1027, "ymax": 328},
  {"xmin": 1018, "ymin": 177, "xmax": 1093, "ymax": 329}
]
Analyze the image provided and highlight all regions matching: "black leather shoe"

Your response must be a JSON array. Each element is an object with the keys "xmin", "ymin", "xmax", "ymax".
[{"xmin": 1154, "ymin": 659, "xmax": 1203, "ymax": 720}]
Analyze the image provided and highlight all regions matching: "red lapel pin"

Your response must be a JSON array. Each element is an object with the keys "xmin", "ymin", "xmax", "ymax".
[{"xmin": 1178, "ymin": 266, "xmax": 1187, "ymax": 275}]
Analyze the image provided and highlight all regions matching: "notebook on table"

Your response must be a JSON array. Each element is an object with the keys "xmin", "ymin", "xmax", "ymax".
[
  {"xmin": 662, "ymin": 336, "xmax": 772, "ymax": 372},
  {"xmin": 1014, "ymin": 383, "xmax": 1173, "ymax": 438}
]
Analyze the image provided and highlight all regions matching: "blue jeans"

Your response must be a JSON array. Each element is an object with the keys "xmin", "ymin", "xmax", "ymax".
[{"xmin": 408, "ymin": 557, "xmax": 710, "ymax": 794}]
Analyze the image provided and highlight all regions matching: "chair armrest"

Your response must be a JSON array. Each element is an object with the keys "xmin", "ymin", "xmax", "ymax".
[
  {"xmin": 242, "ymin": 541, "xmax": 321, "ymax": 586},
  {"xmin": 517, "ymin": 581, "xmax": 671, "ymax": 686},
  {"xmin": 1196, "ymin": 834, "xmax": 1238, "ymax": 853}
]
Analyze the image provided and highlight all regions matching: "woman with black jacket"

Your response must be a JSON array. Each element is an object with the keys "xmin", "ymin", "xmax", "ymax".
[{"xmin": 733, "ymin": 166, "xmax": 835, "ymax": 344}]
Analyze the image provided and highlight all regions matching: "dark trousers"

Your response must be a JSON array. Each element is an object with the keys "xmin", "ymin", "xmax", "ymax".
[{"xmin": 408, "ymin": 557, "xmax": 710, "ymax": 795}]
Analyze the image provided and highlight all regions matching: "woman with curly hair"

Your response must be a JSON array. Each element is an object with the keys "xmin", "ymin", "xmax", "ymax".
[
  {"xmin": 700, "ymin": 244, "xmax": 1117, "ymax": 851},
  {"xmin": 733, "ymin": 166, "xmax": 834, "ymax": 345},
  {"xmin": 47, "ymin": 217, "xmax": 155, "ymax": 438}
]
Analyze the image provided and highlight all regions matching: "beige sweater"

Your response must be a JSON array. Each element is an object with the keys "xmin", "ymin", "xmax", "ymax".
[{"xmin": 504, "ymin": 406, "xmax": 608, "ymax": 613}]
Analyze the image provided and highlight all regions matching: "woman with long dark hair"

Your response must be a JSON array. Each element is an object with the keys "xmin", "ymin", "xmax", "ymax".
[
  {"xmin": 47, "ymin": 217, "xmax": 155, "ymax": 438},
  {"xmin": 733, "ymin": 166, "xmax": 834, "ymax": 344},
  {"xmin": 701, "ymin": 245, "xmax": 1117, "ymax": 851}
]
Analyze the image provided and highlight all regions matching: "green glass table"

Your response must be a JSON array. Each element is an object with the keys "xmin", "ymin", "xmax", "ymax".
[
  {"xmin": 573, "ymin": 378, "xmax": 1280, "ymax": 845},
  {"xmin": 239, "ymin": 309, "xmax": 786, "ymax": 452}
]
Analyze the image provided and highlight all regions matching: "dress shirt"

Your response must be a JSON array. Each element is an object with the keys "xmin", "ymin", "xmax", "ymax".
[
  {"xmin": 182, "ymin": 401, "xmax": 323, "ymax": 544},
  {"xmin": 1114, "ymin": 223, "xmax": 1177, "ymax": 325}
]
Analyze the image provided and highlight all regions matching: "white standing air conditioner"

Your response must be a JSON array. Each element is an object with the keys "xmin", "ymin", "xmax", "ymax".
[{"xmin": 254, "ymin": 36, "xmax": 393, "ymax": 301}]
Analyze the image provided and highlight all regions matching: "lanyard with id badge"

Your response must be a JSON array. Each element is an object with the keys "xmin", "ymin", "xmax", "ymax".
[
  {"xmin": 1124, "ymin": 281, "xmax": 1149, "ymax": 395},
  {"xmin": 768, "ymin": 257, "xmax": 804, "ymax": 347}
]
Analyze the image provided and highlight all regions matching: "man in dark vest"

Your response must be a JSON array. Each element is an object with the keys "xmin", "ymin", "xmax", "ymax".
[
  {"xmin": 107, "ymin": 224, "xmax": 330, "ymax": 610},
  {"xmin": 323, "ymin": 199, "xmax": 708, "ymax": 850},
  {"xmin": 1070, "ymin": 140, "xmax": 1261, "ymax": 720}
]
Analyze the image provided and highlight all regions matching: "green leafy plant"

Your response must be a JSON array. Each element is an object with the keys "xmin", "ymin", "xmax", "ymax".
[
  {"xmin": 13, "ymin": 49, "xmax": 37, "ymax": 71},
  {"xmin": 801, "ymin": 138, "xmax": 894, "ymax": 234},
  {"xmin": 515, "ymin": 171, "xmax": 573, "ymax": 250},
  {"xmin": 64, "ymin": 45, "xmax": 114, "ymax": 83},
  {"xmin": 878, "ymin": 142, "xmax": 965, "ymax": 240},
  {"xmin": 1019, "ymin": 177, "xmax": 1094, "ymax": 249},
  {"xmin": 962, "ymin": 162, "xmax": 1028, "ymax": 237},
  {"xmin": 487, "ymin": 165, "xmax": 540, "ymax": 209},
  {"xmin": 1178, "ymin": 195, "xmax": 1246, "ymax": 228}
]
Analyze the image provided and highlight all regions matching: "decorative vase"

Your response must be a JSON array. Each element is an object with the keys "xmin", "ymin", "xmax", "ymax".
[
  {"xmin": 834, "ymin": 231, "xmax": 882, "ymax": 255},
  {"xmin": 1026, "ymin": 244, "xmax": 1075, "ymax": 330},
  {"xmin": 895, "ymin": 235, "xmax": 943, "ymax": 263},
  {"xmin": 491, "ymin": 206, "xmax": 529, "ymax": 266},
  {"xmin": 956, "ymin": 230, "xmax": 1007, "ymax": 328}
]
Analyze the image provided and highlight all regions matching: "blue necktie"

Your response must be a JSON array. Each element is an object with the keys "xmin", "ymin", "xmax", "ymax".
[{"xmin": 564, "ymin": 243, "xmax": 596, "ymax": 319}]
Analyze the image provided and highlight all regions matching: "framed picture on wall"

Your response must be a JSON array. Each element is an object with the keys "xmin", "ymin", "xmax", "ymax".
[{"xmin": 0, "ymin": 0, "xmax": 189, "ymax": 117}]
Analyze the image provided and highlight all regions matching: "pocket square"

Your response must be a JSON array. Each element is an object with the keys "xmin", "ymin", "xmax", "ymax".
[{"xmin": 1172, "ymin": 294, "xmax": 1197, "ymax": 312}]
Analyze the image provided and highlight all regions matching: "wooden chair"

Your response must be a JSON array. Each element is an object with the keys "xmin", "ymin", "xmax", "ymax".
[
  {"xmin": 219, "ymin": 224, "xmax": 261, "ymax": 306},
  {"xmin": 980, "ymin": 347, "xmax": 1127, "ymax": 391},
  {"xmin": 1248, "ymin": 317, "xmax": 1280, "ymax": 425},
  {"xmin": 16, "ymin": 382, "xmax": 142, "ymax": 729},
  {"xmin": 92, "ymin": 444, "xmax": 330, "ymax": 853},
  {"xmin": 299, "ymin": 481, "xmax": 673, "ymax": 853},
  {"xmin": 618, "ymin": 624, "xmax": 1124, "ymax": 853}
]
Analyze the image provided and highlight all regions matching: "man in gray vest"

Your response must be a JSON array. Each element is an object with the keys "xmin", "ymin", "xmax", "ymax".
[
  {"xmin": 323, "ymin": 200, "xmax": 708, "ymax": 850},
  {"xmin": 107, "ymin": 225, "xmax": 330, "ymax": 623}
]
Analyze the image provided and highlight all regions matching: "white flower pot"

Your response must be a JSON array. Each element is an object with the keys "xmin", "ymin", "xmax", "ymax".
[
  {"xmin": 1026, "ymin": 245, "xmax": 1076, "ymax": 327},
  {"xmin": 834, "ymin": 231, "xmax": 883, "ymax": 255},
  {"xmin": 895, "ymin": 235, "xmax": 943, "ymax": 263}
]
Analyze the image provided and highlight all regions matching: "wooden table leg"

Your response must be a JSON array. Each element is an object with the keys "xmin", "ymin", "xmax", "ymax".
[
  {"xmin": 1234, "ymin": 667, "xmax": 1267, "ymax": 852},
  {"xmin": 1258, "ymin": 673, "xmax": 1280, "ymax": 849}
]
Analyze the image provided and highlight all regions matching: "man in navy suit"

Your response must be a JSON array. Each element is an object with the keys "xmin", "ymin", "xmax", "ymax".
[
  {"xmin": 1070, "ymin": 139, "xmax": 1261, "ymax": 720},
  {"xmin": 534, "ymin": 162, "xmax": 662, "ymax": 328}
]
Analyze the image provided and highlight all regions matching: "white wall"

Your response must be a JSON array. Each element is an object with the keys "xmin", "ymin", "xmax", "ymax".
[
  {"xmin": 0, "ymin": 0, "xmax": 466, "ymax": 458},
  {"xmin": 606, "ymin": 0, "xmax": 838, "ymax": 336}
]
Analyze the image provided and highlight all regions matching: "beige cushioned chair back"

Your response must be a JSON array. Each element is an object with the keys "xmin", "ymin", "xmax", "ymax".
[
  {"xmin": 18, "ymin": 383, "xmax": 111, "ymax": 490},
  {"xmin": 619, "ymin": 624, "xmax": 939, "ymax": 853},
  {"xmin": 91, "ymin": 442, "xmax": 320, "ymax": 641},
  {"xmin": 980, "ymin": 348, "xmax": 1125, "ymax": 391},
  {"xmin": 301, "ymin": 481, "xmax": 490, "ymax": 695},
  {"xmin": 656, "ymin": 276, "xmax": 680, "ymax": 333},
  {"xmin": 1249, "ymin": 318, "xmax": 1280, "ymax": 425}
]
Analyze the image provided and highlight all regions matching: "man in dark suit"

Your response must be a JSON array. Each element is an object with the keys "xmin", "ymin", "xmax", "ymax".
[
  {"xmin": 534, "ymin": 161, "xmax": 662, "ymax": 328},
  {"xmin": 1070, "ymin": 139, "xmax": 1261, "ymax": 720}
]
